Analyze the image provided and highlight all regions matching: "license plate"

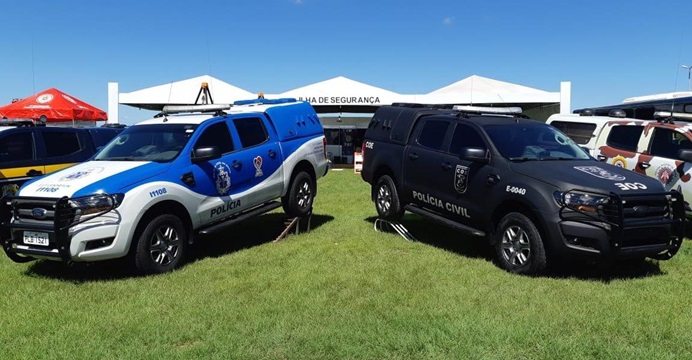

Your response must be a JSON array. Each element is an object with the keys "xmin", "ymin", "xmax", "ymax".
[{"xmin": 23, "ymin": 231, "xmax": 49, "ymax": 246}]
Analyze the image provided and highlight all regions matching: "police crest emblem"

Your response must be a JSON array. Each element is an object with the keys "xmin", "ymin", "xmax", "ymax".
[{"xmin": 454, "ymin": 165, "xmax": 469, "ymax": 194}]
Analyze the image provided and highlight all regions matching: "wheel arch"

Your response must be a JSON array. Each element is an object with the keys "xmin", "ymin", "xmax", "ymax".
[
  {"xmin": 489, "ymin": 200, "xmax": 549, "ymax": 249},
  {"xmin": 129, "ymin": 200, "xmax": 194, "ymax": 255},
  {"xmin": 287, "ymin": 160, "xmax": 317, "ymax": 195},
  {"xmin": 371, "ymin": 165, "xmax": 397, "ymax": 201}
]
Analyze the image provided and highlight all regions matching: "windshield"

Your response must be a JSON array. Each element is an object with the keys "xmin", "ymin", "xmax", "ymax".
[
  {"xmin": 483, "ymin": 123, "xmax": 590, "ymax": 161},
  {"xmin": 94, "ymin": 124, "xmax": 197, "ymax": 162}
]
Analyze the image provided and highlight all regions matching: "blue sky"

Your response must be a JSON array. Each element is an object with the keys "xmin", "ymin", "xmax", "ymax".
[{"xmin": 1, "ymin": 0, "xmax": 691, "ymax": 124}]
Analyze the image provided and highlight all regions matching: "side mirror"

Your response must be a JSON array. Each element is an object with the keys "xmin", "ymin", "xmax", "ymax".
[
  {"xmin": 460, "ymin": 147, "xmax": 489, "ymax": 163},
  {"xmin": 192, "ymin": 146, "xmax": 221, "ymax": 163},
  {"xmin": 678, "ymin": 149, "xmax": 692, "ymax": 163}
]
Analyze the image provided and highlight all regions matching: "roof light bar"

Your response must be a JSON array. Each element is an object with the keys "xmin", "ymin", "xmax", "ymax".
[
  {"xmin": 161, "ymin": 104, "xmax": 231, "ymax": 114},
  {"xmin": 452, "ymin": 105, "xmax": 523, "ymax": 114}
]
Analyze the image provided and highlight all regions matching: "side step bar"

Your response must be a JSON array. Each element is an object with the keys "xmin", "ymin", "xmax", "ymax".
[
  {"xmin": 198, "ymin": 201, "xmax": 282, "ymax": 235},
  {"xmin": 404, "ymin": 205, "xmax": 486, "ymax": 237},
  {"xmin": 374, "ymin": 219, "xmax": 417, "ymax": 241}
]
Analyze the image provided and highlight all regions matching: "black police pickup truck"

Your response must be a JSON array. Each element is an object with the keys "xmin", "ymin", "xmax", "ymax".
[{"xmin": 361, "ymin": 104, "xmax": 684, "ymax": 274}]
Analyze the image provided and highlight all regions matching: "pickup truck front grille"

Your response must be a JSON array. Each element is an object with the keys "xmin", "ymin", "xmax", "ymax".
[
  {"xmin": 8, "ymin": 197, "xmax": 76, "ymax": 230},
  {"xmin": 558, "ymin": 189, "xmax": 684, "ymax": 257}
]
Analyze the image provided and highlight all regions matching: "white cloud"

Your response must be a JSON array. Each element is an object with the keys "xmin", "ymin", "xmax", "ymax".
[
  {"xmin": 291, "ymin": 0, "xmax": 304, "ymax": 4},
  {"xmin": 442, "ymin": 17, "xmax": 454, "ymax": 26}
]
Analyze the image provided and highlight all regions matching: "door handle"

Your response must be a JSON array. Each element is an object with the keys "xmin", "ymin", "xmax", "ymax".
[
  {"xmin": 232, "ymin": 160, "xmax": 242, "ymax": 170},
  {"xmin": 487, "ymin": 173, "xmax": 500, "ymax": 185},
  {"xmin": 408, "ymin": 153, "xmax": 418, "ymax": 160},
  {"xmin": 639, "ymin": 162, "xmax": 651, "ymax": 169},
  {"xmin": 26, "ymin": 169, "xmax": 43, "ymax": 177},
  {"xmin": 441, "ymin": 162, "xmax": 452, "ymax": 171},
  {"xmin": 268, "ymin": 149, "xmax": 276, "ymax": 159},
  {"xmin": 596, "ymin": 155, "xmax": 607, "ymax": 162}
]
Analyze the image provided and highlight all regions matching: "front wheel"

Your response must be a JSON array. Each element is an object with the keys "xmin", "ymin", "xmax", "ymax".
[
  {"xmin": 132, "ymin": 214, "xmax": 186, "ymax": 275},
  {"xmin": 494, "ymin": 212, "xmax": 546, "ymax": 275},
  {"xmin": 374, "ymin": 175, "xmax": 404, "ymax": 221},
  {"xmin": 282, "ymin": 171, "xmax": 315, "ymax": 218}
]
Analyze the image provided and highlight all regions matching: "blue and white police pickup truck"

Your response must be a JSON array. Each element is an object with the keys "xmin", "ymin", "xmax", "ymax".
[{"xmin": 0, "ymin": 98, "xmax": 329, "ymax": 274}]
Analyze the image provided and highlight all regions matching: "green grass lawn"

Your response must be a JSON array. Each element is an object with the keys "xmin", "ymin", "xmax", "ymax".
[{"xmin": 1, "ymin": 170, "xmax": 691, "ymax": 359}]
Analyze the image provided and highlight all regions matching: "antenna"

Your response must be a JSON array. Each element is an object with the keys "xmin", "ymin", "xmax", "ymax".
[{"xmin": 683, "ymin": 65, "xmax": 692, "ymax": 92}]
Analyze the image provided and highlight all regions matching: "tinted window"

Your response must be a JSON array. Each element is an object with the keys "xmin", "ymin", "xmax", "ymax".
[
  {"xmin": 43, "ymin": 131, "xmax": 82, "ymax": 158},
  {"xmin": 195, "ymin": 122, "xmax": 233, "ymax": 154},
  {"xmin": 549, "ymin": 121, "xmax": 597, "ymax": 145},
  {"xmin": 649, "ymin": 128, "xmax": 692, "ymax": 159},
  {"xmin": 234, "ymin": 117, "xmax": 268, "ymax": 148},
  {"xmin": 449, "ymin": 124, "xmax": 486, "ymax": 155},
  {"xmin": 606, "ymin": 126, "xmax": 643, "ymax": 152},
  {"xmin": 416, "ymin": 120, "xmax": 449, "ymax": 150},
  {"xmin": 0, "ymin": 132, "xmax": 33, "ymax": 163}
]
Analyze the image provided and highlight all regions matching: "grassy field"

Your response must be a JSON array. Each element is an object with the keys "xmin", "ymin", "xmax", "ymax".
[{"xmin": 1, "ymin": 170, "xmax": 691, "ymax": 359}]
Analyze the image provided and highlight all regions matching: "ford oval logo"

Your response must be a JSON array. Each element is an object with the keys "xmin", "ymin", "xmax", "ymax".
[{"xmin": 31, "ymin": 208, "xmax": 47, "ymax": 219}]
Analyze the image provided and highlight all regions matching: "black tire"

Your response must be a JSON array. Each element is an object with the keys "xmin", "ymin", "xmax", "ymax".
[
  {"xmin": 494, "ymin": 212, "xmax": 546, "ymax": 275},
  {"xmin": 282, "ymin": 171, "xmax": 315, "ymax": 218},
  {"xmin": 374, "ymin": 175, "xmax": 404, "ymax": 221},
  {"xmin": 132, "ymin": 214, "xmax": 186, "ymax": 275}
]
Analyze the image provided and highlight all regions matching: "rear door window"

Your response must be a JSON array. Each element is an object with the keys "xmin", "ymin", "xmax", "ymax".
[
  {"xmin": 233, "ymin": 117, "xmax": 268, "ymax": 149},
  {"xmin": 416, "ymin": 120, "xmax": 450, "ymax": 151},
  {"xmin": 606, "ymin": 125, "xmax": 643, "ymax": 152}
]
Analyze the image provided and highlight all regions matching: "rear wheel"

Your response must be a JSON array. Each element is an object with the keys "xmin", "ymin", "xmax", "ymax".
[
  {"xmin": 282, "ymin": 171, "xmax": 315, "ymax": 218},
  {"xmin": 494, "ymin": 212, "xmax": 546, "ymax": 275},
  {"xmin": 374, "ymin": 175, "xmax": 404, "ymax": 221},
  {"xmin": 133, "ymin": 214, "xmax": 186, "ymax": 275}
]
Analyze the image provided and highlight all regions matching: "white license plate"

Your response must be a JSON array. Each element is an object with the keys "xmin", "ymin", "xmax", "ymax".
[{"xmin": 23, "ymin": 231, "xmax": 50, "ymax": 246}]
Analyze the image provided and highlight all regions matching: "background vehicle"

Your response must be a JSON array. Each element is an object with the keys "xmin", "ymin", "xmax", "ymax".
[
  {"xmin": 0, "ymin": 99, "xmax": 329, "ymax": 274},
  {"xmin": 362, "ymin": 104, "xmax": 684, "ymax": 275},
  {"xmin": 0, "ymin": 121, "xmax": 124, "ymax": 197},
  {"xmin": 548, "ymin": 94, "xmax": 692, "ymax": 217}
]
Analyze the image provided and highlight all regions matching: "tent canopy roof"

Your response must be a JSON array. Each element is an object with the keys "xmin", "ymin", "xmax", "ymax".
[
  {"xmin": 119, "ymin": 75, "xmax": 255, "ymax": 111},
  {"xmin": 118, "ymin": 74, "xmax": 561, "ymax": 114},
  {"xmin": 0, "ymin": 88, "xmax": 107, "ymax": 122}
]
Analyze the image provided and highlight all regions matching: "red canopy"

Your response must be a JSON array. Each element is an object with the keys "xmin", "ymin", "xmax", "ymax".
[{"xmin": 0, "ymin": 88, "xmax": 107, "ymax": 123}]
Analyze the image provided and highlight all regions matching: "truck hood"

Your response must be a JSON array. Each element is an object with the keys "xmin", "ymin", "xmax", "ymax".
[
  {"xmin": 18, "ymin": 161, "xmax": 169, "ymax": 198},
  {"xmin": 509, "ymin": 160, "xmax": 665, "ymax": 194}
]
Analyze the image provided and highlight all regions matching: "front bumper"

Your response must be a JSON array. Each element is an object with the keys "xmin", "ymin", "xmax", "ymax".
[
  {"xmin": 0, "ymin": 195, "xmax": 121, "ymax": 263},
  {"xmin": 552, "ymin": 190, "xmax": 685, "ymax": 260}
]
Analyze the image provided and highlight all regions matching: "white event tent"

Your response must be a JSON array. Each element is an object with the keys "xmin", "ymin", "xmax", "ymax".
[{"xmin": 113, "ymin": 74, "xmax": 570, "ymax": 124}]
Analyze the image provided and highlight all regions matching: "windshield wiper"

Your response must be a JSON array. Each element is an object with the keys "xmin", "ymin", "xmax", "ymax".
[
  {"xmin": 508, "ymin": 157, "xmax": 537, "ymax": 162},
  {"xmin": 95, "ymin": 157, "xmax": 139, "ymax": 161}
]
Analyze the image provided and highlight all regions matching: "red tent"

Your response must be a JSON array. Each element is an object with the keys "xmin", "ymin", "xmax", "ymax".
[{"xmin": 0, "ymin": 88, "xmax": 107, "ymax": 123}]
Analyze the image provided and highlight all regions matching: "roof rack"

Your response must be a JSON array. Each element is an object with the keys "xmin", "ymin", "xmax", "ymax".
[{"xmin": 0, "ymin": 119, "xmax": 45, "ymax": 127}]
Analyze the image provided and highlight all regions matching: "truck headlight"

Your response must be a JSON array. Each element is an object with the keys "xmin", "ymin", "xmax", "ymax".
[
  {"xmin": 68, "ymin": 193, "xmax": 124, "ymax": 216},
  {"xmin": 554, "ymin": 191, "xmax": 609, "ymax": 213}
]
